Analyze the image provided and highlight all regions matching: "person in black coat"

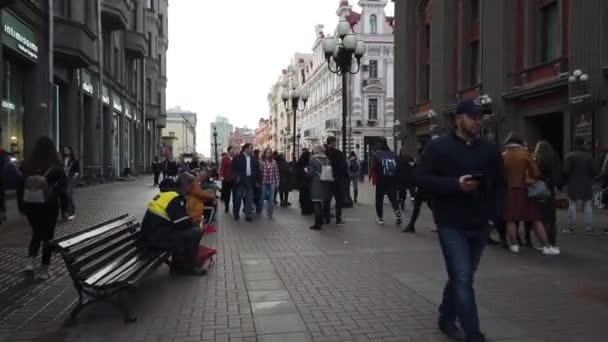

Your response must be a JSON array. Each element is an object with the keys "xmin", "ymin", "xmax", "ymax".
[
  {"xmin": 151, "ymin": 157, "xmax": 163, "ymax": 186},
  {"xmin": 396, "ymin": 147, "xmax": 416, "ymax": 211},
  {"xmin": 231, "ymin": 143, "xmax": 261, "ymax": 221},
  {"xmin": 325, "ymin": 137, "xmax": 347, "ymax": 225},
  {"xmin": 277, "ymin": 154, "xmax": 292, "ymax": 207},
  {"xmin": 60, "ymin": 146, "xmax": 80, "ymax": 220},
  {"xmin": 18, "ymin": 136, "xmax": 67, "ymax": 280},
  {"xmin": 296, "ymin": 150, "xmax": 313, "ymax": 215}
]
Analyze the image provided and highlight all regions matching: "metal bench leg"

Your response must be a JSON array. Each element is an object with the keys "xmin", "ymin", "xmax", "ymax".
[
  {"xmin": 70, "ymin": 292, "xmax": 92, "ymax": 320},
  {"xmin": 115, "ymin": 290, "xmax": 137, "ymax": 323}
]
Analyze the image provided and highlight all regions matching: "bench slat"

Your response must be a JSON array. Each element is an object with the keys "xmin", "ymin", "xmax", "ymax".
[
  {"xmin": 128, "ymin": 252, "xmax": 171, "ymax": 286},
  {"xmin": 75, "ymin": 237, "xmax": 139, "ymax": 279},
  {"xmin": 84, "ymin": 249, "xmax": 140, "ymax": 286},
  {"xmin": 50, "ymin": 214, "xmax": 130, "ymax": 246},
  {"xmin": 66, "ymin": 223, "xmax": 139, "ymax": 262},
  {"xmin": 58, "ymin": 216, "xmax": 136, "ymax": 249},
  {"xmin": 99, "ymin": 254, "xmax": 160, "ymax": 286}
]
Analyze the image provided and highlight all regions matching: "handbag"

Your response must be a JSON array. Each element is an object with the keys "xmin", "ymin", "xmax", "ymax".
[{"xmin": 527, "ymin": 180, "xmax": 551, "ymax": 201}]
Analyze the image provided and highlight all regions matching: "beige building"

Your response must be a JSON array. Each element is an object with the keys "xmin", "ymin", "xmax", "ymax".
[{"xmin": 162, "ymin": 107, "xmax": 197, "ymax": 158}]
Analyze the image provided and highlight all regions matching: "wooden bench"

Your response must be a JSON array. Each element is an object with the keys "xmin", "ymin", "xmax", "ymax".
[{"xmin": 50, "ymin": 214, "xmax": 171, "ymax": 323}]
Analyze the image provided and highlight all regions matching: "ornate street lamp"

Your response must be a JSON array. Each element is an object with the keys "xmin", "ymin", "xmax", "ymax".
[
  {"xmin": 282, "ymin": 87, "xmax": 309, "ymax": 161},
  {"xmin": 322, "ymin": 20, "xmax": 365, "ymax": 153},
  {"xmin": 296, "ymin": 129, "xmax": 301, "ymax": 158}
]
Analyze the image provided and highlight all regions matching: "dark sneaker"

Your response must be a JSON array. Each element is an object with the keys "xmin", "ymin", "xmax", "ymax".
[
  {"xmin": 336, "ymin": 219, "xmax": 345, "ymax": 226},
  {"xmin": 396, "ymin": 216, "xmax": 403, "ymax": 227},
  {"xmin": 438, "ymin": 321, "xmax": 464, "ymax": 340},
  {"xmin": 563, "ymin": 228, "xmax": 576, "ymax": 234},
  {"xmin": 466, "ymin": 333, "xmax": 486, "ymax": 342},
  {"xmin": 310, "ymin": 225, "xmax": 322, "ymax": 230},
  {"xmin": 245, "ymin": 217, "xmax": 253, "ymax": 222},
  {"xmin": 234, "ymin": 215, "xmax": 240, "ymax": 221},
  {"xmin": 401, "ymin": 225, "xmax": 415, "ymax": 233}
]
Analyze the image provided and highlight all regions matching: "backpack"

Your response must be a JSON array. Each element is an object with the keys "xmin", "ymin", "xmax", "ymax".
[
  {"xmin": 378, "ymin": 152, "xmax": 397, "ymax": 177},
  {"xmin": 314, "ymin": 157, "xmax": 334, "ymax": 182},
  {"xmin": 23, "ymin": 168, "xmax": 53, "ymax": 204}
]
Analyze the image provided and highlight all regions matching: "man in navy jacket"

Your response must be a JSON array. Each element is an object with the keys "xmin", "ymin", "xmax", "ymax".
[{"xmin": 416, "ymin": 98, "xmax": 504, "ymax": 342}]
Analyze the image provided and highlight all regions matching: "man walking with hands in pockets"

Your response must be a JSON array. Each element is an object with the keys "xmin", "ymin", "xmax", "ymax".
[{"xmin": 417, "ymin": 98, "xmax": 504, "ymax": 342}]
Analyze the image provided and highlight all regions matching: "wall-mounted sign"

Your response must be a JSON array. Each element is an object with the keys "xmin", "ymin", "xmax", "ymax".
[
  {"xmin": 2, "ymin": 99, "xmax": 15, "ymax": 110},
  {"xmin": 574, "ymin": 112, "xmax": 593, "ymax": 150},
  {"xmin": 2, "ymin": 11, "xmax": 38, "ymax": 61},
  {"xmin": 112, "ymin": 95, "xmax": 123, "ymax": 113},
  {"xmin": 80, "ymin": 71, "xmax": 94, "ymax": 95},
  {"xmin": 102, "ymin": 86, "xmax": 110, "ymax": 105}
]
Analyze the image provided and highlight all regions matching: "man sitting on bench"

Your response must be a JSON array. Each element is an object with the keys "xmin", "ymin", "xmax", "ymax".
[{"xmin": 139, "ymin": 174, "xmax": 206, "ymax": 276}]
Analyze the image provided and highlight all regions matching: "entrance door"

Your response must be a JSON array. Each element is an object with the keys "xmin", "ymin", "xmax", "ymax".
[
  {"xmin": 113, "ymin": 114, "xmax": 120, "ymax": 177},
  {"xmin": 526, "ymin": 112, "xmax": 564, "ymax": 157}
]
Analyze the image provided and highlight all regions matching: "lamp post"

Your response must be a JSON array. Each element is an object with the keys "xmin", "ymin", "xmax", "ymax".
[
  {"xmin": 296, "ymin": 129, "xmax": 301, "ymax": 158},
  {"xmin": 322, "ymin": 20, "xmax": 365, "ymax": 153},
  {"xmin": 213, "ymin": 126, "xmax": 219, "ymax": 165},
  {"xmin": 282, "ymin": 87, "xmax": 309, "ymax": 161},
  {"xmin": 568, "ymin": 69, "xmax": 592, "ymax": 152}
]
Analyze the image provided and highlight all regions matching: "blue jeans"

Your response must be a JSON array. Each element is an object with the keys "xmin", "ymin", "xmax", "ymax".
[
  {"xmin": 261, "ymin": 184, "xmax": 276, "ymax": 218},
  {"xmin": 567, "ymin": 199, "xmax": 593, "ymax": 230},
  {"xmin": 233, "ymin": 177, "xmax": 254, "ymax": 219},
  {"xmin": 437, "ymin": 224, "xmax": 489, "ymax": 337}
]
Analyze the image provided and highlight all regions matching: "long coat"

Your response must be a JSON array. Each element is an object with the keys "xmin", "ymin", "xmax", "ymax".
[
  {"xmin": 307, "ymin": 154, "xmax": 331, "ymax": 202},
  {"xmin": 563, "ymin": 150, "xmax": 597, "ymax": 200}
]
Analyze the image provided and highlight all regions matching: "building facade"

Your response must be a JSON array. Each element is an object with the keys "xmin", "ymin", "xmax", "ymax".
[
  {"xmin": 0, "ymin": 0, "xmax": 168, "ymax": 179},
  {"xmin": 228, "ymin": 127, "xmax": 255, "ymax": 151},
  {"xmin": 255, "ymin": 118, "xmax": 271, "ymax": 150},
  {"xmin": 394, "ymin": 0, "xmax": 608, "ymax": 160},
  {"xmin": 210, "ymin": 115, "xmax": 233, "ymax": 157},
  {"xmin": 161, "ymin": 107, "xmax": 196, "ymax": 158},
  {"xmin": 274, "ymin": 0, "xmax": 395, "ymax": 163}
]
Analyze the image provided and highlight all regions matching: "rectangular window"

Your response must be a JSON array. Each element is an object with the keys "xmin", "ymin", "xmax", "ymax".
[
  {"xmin": 130, "ymin": 1, "xmax": 137, "ymax": 30},
  {"xmin": 158, "ymin": 54, "xmax": 162, "ymax": 75},
  {"xmin": 114, "ymin": 47, "xmax": 120, "ymax": 80},
  {"xmin": 103, "ymin": 32, "xmax": 112, "ymax": 72},
  {"xmin": 369, "ymin": 60, "xmax": 378, "ymax": 79},
  {"xmin": 157, "ymin": 92, "xmax": 162, "ymax": 107},
  {"xmin": 368, "ymin": 98, "xmax": 378, "ymax": 120},
  {"xmin": 540, "ymin": 2, "xmax": 559, "ymax": 62},
  {"xmin": 421, "ymin": 64, "xmax": 430, "ymax": 101},
  {"xmin": 425, "ymin": 25, "xmax": 431, "ymax": 48},
  {"xmin": 53, "ymin": 0, "xmax": 70, "ymax": 18},
  {"xmin": 147, "ymin": 32, "xmax": 153, "ymax": 55},
  {"xmin": 471, "ymin": 0, "xmax": 480, "ymax": 22},
  {"xmin": 470, "ymin": 41, "xmax": 480, "ymax": 85},
  {"xmin": 159, "ymin": 14, "xmax": 164, "ymax": 36},
  {"xmin": 146, "ymin": 79, "xmax": 152, "ymax": 103},
  {"xmin": 146, "ymin": 0, "xmax": 153, "ymax": 10}
]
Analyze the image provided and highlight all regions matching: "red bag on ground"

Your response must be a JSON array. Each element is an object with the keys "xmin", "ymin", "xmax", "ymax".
[
  {"xmin": 203, "ymin": 224, "xmax": 217, "ymax": 234},
  {"xmin": 196, "ymin": 245, "xmax": 217, "ymax": 268}
]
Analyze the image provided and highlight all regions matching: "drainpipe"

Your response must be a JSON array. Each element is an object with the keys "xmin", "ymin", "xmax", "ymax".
[
  {"xmin": 96, "ymin": 0, "xmax": 104, "ymax": 180},
  {"xmin": 48, "ymin": 0, "xmax": 54, "ymax": 139}
]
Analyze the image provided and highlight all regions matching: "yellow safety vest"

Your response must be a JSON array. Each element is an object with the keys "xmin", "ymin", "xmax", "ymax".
[{"xmin": 147, "ymin": 191, "xmax": 180, "ymax": 221}]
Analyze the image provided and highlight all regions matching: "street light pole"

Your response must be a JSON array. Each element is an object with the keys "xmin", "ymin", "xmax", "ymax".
[
  {"xmin": 282, "ymin": 87, "xmax": 309, "ymax": 161},
  {"xmin": 213, "ymin": 126, "xmax": 218, "ymax": 165},
  {"xmin": 322, "ymin": 20, "xmax": 365, "ymax": 153}
]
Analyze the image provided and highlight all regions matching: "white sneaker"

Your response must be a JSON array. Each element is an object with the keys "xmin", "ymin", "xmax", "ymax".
[
  {"xmin": 67, "ymin": 215, "xmax": 76, "ymax": 221},
  {"xmin": 509, "ymin": 245, "xmax": 520, "ymax": 253},
  {"xmin": 376, "ymin": 217, "xmax": 384, "ymax": 225},
  {"xmin": 542, "ymin": 246, "xmax": 559, "ymax": 255},
  {"xmin": 551, "ymin": 246, "xmax": 561, "ymax": 255},
  {"xmin": 23, "ymin": 257, "xmax": 35, "ymax": 272},
  {"xmin": 36, "ymin": 265, "xmax": 51, "ymax": 280}
]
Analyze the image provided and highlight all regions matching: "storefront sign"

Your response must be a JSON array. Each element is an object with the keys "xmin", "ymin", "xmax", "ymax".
[
  {"xmin": 112, "ymin": 95, "xmax": 123, "ymax": 113},
  {"xmin": 2, "ymin": 11, "xmax": 38, "ymax": 61},
  {"xmin": 80, "ymin": 71, "xmax": 94, "ymax": 95},
  {"xmin": 1, "ymin": 99, "xmax": 15, "ymax": 110},
  {"xmin": 102, "ymin": 86, "xmax": 110, "ymax": 105},
  {"xmin": 574, "ymin": 112, "xmax": 593, "ymax": 150}
]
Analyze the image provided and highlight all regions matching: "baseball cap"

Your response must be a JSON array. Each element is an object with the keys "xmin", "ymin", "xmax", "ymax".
[{"xmin": 456, "ymin": 97, "xmax": 482, "ymax": 118}]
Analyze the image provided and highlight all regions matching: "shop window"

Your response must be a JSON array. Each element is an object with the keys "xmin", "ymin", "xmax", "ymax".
[
  {"xmin": 369, "ymin": 60, "xmax": 378, "ymax": 79},
  {"xmin": 370, "ymin": 14, "xmax": 378, "ymax": 34},
  {"xmin": 470, "ymin": 41, "xmax": 480, "ymax": 85},
  {"xmin": 540, "ymin": 2, "xmax": 559, "ymax": 62},
  {"xmin": 368, "ymin": 98, "xmax": 378, "ymax": 120}
]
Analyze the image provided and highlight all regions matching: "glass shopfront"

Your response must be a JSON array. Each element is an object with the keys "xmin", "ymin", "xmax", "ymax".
[{"xmin": 1, "ymin": 59, "xmax": 24, "ymax": 159}]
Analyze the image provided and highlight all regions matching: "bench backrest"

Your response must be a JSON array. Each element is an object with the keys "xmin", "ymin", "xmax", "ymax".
[{"xmin": 50, "ymin": 215, "xmax": 142, "ymax": 283}]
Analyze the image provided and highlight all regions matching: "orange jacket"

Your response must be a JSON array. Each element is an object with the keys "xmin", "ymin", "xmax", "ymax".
[
  {"xmin": 186, "ymin": 183, "xmax": 215, "ymax": 221},
  {"xmin": 502, "ymin": 145, "xmax": 540, "ymax": 188}
]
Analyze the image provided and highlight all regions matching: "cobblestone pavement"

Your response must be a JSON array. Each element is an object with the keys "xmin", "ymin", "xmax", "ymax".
[{"xmin": 0, "ymin": 178, "xmax": 608, "ymax": 342}]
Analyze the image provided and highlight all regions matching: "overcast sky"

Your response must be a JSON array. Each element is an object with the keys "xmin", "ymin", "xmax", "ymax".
[{"xmin": 166, "ymin": 0, "xmax": 394, "ymax": 156}]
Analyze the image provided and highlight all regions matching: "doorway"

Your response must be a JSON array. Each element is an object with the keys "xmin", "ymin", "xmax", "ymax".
[{"xmin": 526, "ymin": 112, "xmax": 564, "ymax": 157}]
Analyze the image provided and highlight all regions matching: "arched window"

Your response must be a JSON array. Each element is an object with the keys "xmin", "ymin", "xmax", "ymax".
[{"xmin": 370, "ymin": 14, "xmax": 378, "ymax": 34}]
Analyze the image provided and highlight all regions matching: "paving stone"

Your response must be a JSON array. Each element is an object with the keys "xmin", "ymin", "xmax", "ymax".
[
  {"xmin": 251, "ymin": 301, "xmax": 299, "ymax": 316},
  {"xmin": 254, "ymin": 314, "xmax": 307, "ymax": 334},
  {"xmin": 257, "ymin": 332, "xmax": 313, "ymax": 342},
  {"xmin": 246, "ymin": 280, "xmax": 286, "ymax": 291},
  {"xmin": 248, "ymin": 290, "xmax": 290, "ymax": 302}
]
